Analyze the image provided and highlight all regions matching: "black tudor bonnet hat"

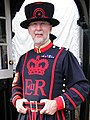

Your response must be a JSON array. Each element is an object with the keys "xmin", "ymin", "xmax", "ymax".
[{"xmin": 20, "ymin": 2, "xmax": 60, "ymax": 28}]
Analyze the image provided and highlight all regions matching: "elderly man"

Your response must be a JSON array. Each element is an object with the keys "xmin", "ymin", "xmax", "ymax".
[{"xmin": 11, "ymin": 2, "xmax": 89, "ymax": 120}]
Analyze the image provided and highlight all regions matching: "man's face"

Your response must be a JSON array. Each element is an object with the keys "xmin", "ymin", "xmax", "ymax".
[{"xmin": 28, "ymin": 21, "xmax": 52, "ymax": 46}]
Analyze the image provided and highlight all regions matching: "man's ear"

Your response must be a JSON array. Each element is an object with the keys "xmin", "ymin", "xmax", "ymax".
[{"xmin": 50, "ymin": 25, "xmax": 52, "ymax": 32}]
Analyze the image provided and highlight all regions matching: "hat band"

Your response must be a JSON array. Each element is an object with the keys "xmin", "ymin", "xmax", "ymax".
[{"xmin": 30, "ymin": 16, "xmax": 49, "ymax": 19}]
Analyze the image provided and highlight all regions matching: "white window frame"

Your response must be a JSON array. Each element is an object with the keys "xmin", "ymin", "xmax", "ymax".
[{"xmin": 0, "ymin": 0, "xmax": 13, "ymax": 79}]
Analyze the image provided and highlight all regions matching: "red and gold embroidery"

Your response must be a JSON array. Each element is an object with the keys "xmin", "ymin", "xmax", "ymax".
[
  {"xmin": 27, "ymin": 55, "xmax": 49, "ymax": 75},
  {"xmin": 25, "ymin": 79, "xmax": 46, "ymax": 96}
]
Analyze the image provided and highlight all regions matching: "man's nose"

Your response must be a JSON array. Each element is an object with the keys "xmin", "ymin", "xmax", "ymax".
[{"xmin": 36, "ymin": 24, "xmax": 42, "ymax": 30}]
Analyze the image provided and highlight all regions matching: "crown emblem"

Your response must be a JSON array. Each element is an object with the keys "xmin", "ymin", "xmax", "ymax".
[{"xmin": 27, "ymin": 55, "xmax": 49, "ymax": 75}]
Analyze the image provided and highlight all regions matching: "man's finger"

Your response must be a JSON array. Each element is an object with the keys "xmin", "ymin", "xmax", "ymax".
[
  {"xmin": 40, "ymin": 107, "xmax": 46, "ymax": 114},
  {"xmin": 40, "ymin": 99, "xmax": 48, "ymax": 103}
]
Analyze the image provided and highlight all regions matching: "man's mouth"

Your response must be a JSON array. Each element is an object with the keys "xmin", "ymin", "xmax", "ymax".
[{"xmin": 35, "ymin": 31, "xmax": 43, "ymax": 36}]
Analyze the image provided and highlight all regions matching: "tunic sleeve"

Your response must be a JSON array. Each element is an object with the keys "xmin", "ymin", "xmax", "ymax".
[
  {"xmin": 61, "ymin": 50, "xmax": 89, "ymax": 110},
  {"xmin": 11, "ymin": 55, "xmax": 25, "ymax": 107}
]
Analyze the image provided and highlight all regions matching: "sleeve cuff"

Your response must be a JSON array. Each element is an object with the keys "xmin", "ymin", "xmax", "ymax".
[
  {"xmin": 12, "ymin": 95, "xmax": 21, "ymax": 107},
  {"xmin": 54, "ymin": 96, "xmax": 65, "ymax": 110}
]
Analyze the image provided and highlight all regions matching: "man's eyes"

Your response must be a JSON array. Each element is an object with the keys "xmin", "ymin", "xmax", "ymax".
[{"xmin": 30, "ymin": 22, "xmax": 49, "ymax": 26}]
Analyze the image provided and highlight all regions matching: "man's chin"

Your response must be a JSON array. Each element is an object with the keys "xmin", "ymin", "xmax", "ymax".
[{"xmin": 34, "ymin": 38, "xmax": 43, "ymax": 44}]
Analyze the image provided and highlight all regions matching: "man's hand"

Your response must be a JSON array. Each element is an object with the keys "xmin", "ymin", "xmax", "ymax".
[
  {"xmin": 16, "ymin": 98, "xmax": 28, "ymax": 114},
  {"xmin": 40, "ymin": 99, "xmax": 57, "ymax": 115}
]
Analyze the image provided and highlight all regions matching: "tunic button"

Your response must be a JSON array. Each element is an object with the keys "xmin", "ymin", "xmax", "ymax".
[
  {"xmin": 62, "ymin": 89, "xmax": 65, "ymax": 92},
  {"xmin": 63, "ymin": 84, "xmax": 66, "ymax": 87},
  {"xmin": 53, "ymin": 45, "xmax": 56, "ymax": 48}
]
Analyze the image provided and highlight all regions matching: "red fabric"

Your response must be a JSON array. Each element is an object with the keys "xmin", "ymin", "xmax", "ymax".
[
  {"xmin": 34, "ymin": 42, "xmax": 53, "ymax": 53},
  {"xmin": 32, "ymin": 112, "xmax": 36, "ymax": 120},
  {"xmin": 12, "ymin": 95, "xmax": 21, "ymax": 107},
  {"xmin": 54, "ymin": 96, "xmax": 64, "ymax": 110},
  {"xmin": 61, "ymin": 110, "xmax": 66, "ymax": 120},
  {"xmin": 70, "ymin": 87, "xmax": 85, "ymax": 101},
  {"xmin": 64, "ymin": 93, "xmax": 76, "ymax": 108}
]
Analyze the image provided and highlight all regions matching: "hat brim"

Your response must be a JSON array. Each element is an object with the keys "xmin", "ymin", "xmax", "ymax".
[{"xmin": 20, "ymin": 18, "xmax": 60, "ymax": 29}]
